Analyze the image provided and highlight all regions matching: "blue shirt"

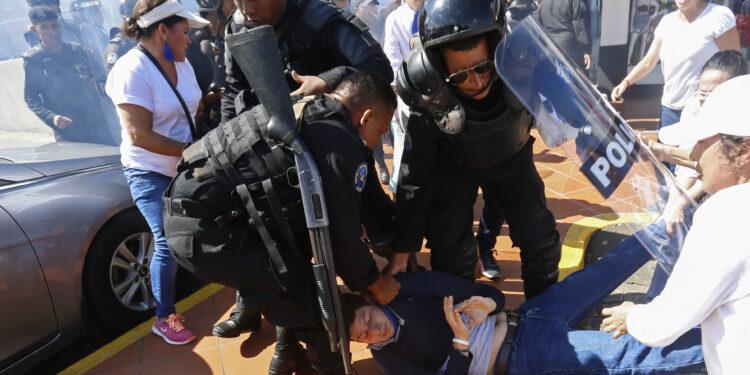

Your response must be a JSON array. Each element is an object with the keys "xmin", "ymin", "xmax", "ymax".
[{"xmin": 371, "ymin": 271, "xmax": 506, "ymax": 375}]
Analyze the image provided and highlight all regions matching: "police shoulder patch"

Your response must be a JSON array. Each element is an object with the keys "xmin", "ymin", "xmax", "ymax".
[
  {"xmin": 354, "ymin": 162, "xmax": 367, "ymax": 192},
  {"xmin": 107, "ymin": 52, "xmax": 118, "ymax": 65}
]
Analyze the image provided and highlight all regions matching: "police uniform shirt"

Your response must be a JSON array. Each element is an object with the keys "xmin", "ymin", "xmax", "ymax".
[
  {"xmin": 103, "ymin": 32, "xmax": 136, "ymax": 74},
  {"xmin": 300, "ymin": 96, "xmax": 393, "ymax": 292},
  {"xmin": 220, "ymin": 0, "xmax": 393, "ymax": 121},
  {"xmin": 23, "ymin": 42, "xmax": 109, "ymax": 142}
]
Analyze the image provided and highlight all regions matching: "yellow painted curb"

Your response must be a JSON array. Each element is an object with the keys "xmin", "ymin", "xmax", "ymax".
[
  {"xmin": 558, "ymin": 213, "xmax": 655, "ymax": 281},
  {"xmin": 59, "ymin": 283, "xmax": 224, "ymax": 375}
]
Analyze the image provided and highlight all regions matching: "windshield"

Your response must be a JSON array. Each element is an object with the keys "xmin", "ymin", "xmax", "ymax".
[{"xmin": 0, "ymin": 0, "xmax": 132, "ymax": 163}]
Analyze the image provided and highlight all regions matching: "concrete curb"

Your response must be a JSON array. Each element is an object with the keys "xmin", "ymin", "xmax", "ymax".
[{"xmin": 558, "ymin": 213, "xmax": 655, "ymax": 281}]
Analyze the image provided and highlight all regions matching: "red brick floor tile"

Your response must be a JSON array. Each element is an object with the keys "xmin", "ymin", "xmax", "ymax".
[
  {"xmin": 87, "ymin": 340, "xmax": 141, "ymax": 374},
  {"xmin": 352, "ymin": 347, "xmax": 383, "ymax": 374},
  {"xmin": 219, "ymin": 335, "xmax": 275, "ymax": 375},
  {"xmin": 87, "ymin": 363, "xmax": 139, "ymax": 375},
  {"xmin": 183, "ymin": 297, "xmax": 215, "ymax": 319},
  {"xmin": 140, "ymin": 347, "xmax": 224, "ymax": 375},
  {"xmin": 141, "ymin": 314, "xmax": 219, "ymax": 363}
]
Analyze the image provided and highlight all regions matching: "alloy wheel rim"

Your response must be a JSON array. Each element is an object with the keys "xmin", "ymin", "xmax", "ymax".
[{"xmin": 109, "ymin": 232, "xmax": 156, "ymax": 311}]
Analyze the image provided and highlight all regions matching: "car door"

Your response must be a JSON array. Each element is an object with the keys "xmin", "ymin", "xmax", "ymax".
[{"xmin": 0, "ymin": 206, "xmax": 58, "ymax": 367}]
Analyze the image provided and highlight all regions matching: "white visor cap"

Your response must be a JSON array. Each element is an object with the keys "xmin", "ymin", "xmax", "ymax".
[
  {"xmin": 658, "ymin": 74, "xmax": 750, "ymax": 146},
  {"xmin": 136, "ymin": 0, "xmax": 209, "ymax": 29}
]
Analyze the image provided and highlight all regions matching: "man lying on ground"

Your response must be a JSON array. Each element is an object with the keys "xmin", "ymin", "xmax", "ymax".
[{"xmin": 343, "ymin": 235, "xmax": 705, "ymax": 375}]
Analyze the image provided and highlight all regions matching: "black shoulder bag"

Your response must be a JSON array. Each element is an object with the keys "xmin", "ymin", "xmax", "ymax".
[{"xmin": 136, "ymin": 45, "xmax": 199, "ymax": 140}]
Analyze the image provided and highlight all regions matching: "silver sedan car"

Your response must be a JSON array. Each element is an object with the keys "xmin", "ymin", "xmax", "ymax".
[{"xmin": 0, "ymin": 7, "xmax": 165, "ymax": 371}]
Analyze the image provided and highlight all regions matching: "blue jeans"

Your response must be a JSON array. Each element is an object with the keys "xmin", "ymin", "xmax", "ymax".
[
  {"xmin": 503, "ymin": 226, "xmax": 704, "ymax": 374},
  {"xmin": 659, "ymin": 106, "xmax": 683, "ymax": 178},
  {"xmin": 123, "ymin": 167, "xmax": 177, "ymax": 318}
]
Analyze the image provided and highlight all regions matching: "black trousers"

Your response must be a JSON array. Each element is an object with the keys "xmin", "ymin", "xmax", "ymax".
[
  {"xmin": 238, "ymin": 267, "xmax": 343, "ymax": 373},
  {"xmin": 426, "ymin": 138, "xmax": 561, "ymax": 298}
]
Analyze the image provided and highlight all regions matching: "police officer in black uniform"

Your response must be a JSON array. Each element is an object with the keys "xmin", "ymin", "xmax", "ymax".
[
  {"xmin": 24, "ymin": 0, "xmax": 83, "ymax": 48},
  {"xmin": 386, "ymin": 0, "xmax": 561, "ymax": 299},
  {"xmin": 23, "ymin": 6, "xmax": 114, "ymax": 145},
  {"xmin": 103, "ymin": 0, "xmax": 137, "ymax": 73},
  {"xmin": 213, "ymin": 0, "xmax": 393, "ymax": 356},
  {"xmin": 188, "ymin": 0, "xmax": 234, "ymax": 132},
  {"xmin": 220, "ymin": 0, "xmax": 393, "ymax": 122}
]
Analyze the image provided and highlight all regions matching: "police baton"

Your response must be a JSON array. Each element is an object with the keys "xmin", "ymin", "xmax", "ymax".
[{"xmin": 225, "ymin": 25, "xmax": 355, "ymax": 375}]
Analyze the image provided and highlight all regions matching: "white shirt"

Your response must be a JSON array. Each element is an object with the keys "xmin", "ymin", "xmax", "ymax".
[
  {"xmin": 627, "ymin": 182, "xmax": 750, "ymax": 374},
  {"xmin": 655, "ymin": 3, "xmax": 736, "ymax": 109},
  {"xmin": 105, "ymin": 48, "xmax": 200, "ymax": 177},
  {"xmin": 384, "ymin": 3, "xmax": 416, "ymax": 83},
  {"xmin": 674, "ymin": 96, "xmax": 701, "ymax": 178},
  {"xmin": 384, "ymin": 3, "xmax": 417, "ymax": 123}
]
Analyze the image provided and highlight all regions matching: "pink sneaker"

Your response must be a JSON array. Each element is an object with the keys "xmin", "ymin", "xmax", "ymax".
[{"xmin": 152, "ymin": 314, "xmax": 196, "ymax": 345}]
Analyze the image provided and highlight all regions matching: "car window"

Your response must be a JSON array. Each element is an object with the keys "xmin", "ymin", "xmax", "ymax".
[{"xmin": 0, "ymin": 0, "xmax": 138, "ymax": 163}]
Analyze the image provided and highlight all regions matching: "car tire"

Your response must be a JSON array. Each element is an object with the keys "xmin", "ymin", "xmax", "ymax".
[{"xmin": 84, "ymin": 209, "xmax": 156, "ymax": 330}]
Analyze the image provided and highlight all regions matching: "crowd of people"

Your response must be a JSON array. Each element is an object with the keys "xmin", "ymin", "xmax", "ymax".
[{"xmin": 8, "ymin": 0, "xmax": 750, "ymax": 374}]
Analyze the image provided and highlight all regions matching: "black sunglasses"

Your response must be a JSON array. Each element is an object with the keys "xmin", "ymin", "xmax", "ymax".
[{"xmin": 445, "ymin": 60, "xmax": 494, "ymax": 85}]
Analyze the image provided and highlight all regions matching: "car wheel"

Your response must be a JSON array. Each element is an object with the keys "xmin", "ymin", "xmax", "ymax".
[{"xmin": 84, "ymin": 209, "xmax": 156, "ymax": 330}]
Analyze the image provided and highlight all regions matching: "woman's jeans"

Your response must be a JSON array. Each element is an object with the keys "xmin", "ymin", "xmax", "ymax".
[
  {"xmin": 123, "ymin": 167, "xmax": 177, "ymax": 318},
  {"xmin": 504, "ymin": 225, "xmax": 704, "ymax": 374}
]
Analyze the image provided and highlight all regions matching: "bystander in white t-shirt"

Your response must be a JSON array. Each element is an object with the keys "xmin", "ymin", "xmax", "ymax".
[
  {"xmin": 384, "ymin": 2, "xmax": 418, "ymax": 122},
  {"xmin": 627, "ymin": 181, "xmax": 750, "ymax": 374},
  {"xmin": 655, "ymin": 3, "xmax": 735, "ymax": 110},
  {"xmin": 105, "ymin": 47, "xmax": 201, "ymax": 177}
]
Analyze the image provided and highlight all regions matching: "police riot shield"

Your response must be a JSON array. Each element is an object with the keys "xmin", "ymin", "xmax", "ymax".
[{"xmin": 494, "ymin": 18, "xmax": 699, "ymax": 274}]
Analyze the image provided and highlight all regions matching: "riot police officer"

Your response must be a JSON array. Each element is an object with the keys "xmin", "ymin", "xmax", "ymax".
[
  {"xmin": 386, "ymin": 0, "xmax": 561, "ymax": 299},
  {"xmin": 220, "ymin": 0, "xmax": 393, "ymax": 122},
  {"xmin": 213, "ymin": 0, "xmax": 394, "ymax": 363},
  {"xmin": 24, "ymin": 0, "xmax": 83, "ymax": 48},
  {"xmin": 103, "ymin": 0, "xmax": 137, "ymax": 73},
  {"xmin": 23, "ymin": 6, "xmax": 114, "ymax": 145}
]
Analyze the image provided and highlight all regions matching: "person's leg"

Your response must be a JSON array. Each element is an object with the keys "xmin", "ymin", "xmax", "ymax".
[
  {"xmin": 372, "ymin": 138, "xmax": 390, "ymax": 185},
  {"xmin": 476, "ymin": 185, "xmax": 504, "ymax": 279},
  {"xmin": 425, "ymin": 165, "xmax": 481, "ymax": 282},
  {"xmin": 514, "ymin": 322, "xmax": 704, "ymax": 375},
  {"xmin": 657, "ymin": 106, "xmax": 682, "ymax": 180},
  {"xmin": 495, "ymin": 140, "xmax": 560, "ymax": 298},
  {"xmin": 269, "ymin": 326, "xmax": 311, "ymax": 375},
  {"xmin": 123, "ymin": 168, "xmax": 177, "ymax": 319},
  {"xmin": 124, "ymin": 168, "xmax": 195, "ymax": 344},
  {"xmin": 295, "ymin": 325, "xmax": 346, "ymax": 375},
  {"xmin": 518, "ymin": 224, "xmax": 658, "ymax": 329},
  {"xmin": 388, "ymin": 113, "xmax": 406, "ymax": 193},
  {"xmin": 212, "ymin": 290, "xmax": 263, "ymax": 338},
  {"xmin": 645, "ymin": 220, "xmax": 689, "ymax": 300}
]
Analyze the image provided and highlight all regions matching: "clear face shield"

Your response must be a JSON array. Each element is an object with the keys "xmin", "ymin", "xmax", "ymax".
[
  {"xmin": 494, "ymin": 18, "xmax": 699, "ymax": 275},
  {"xmin": 0, "ymin": 0, "xmax": 124, "ymax": 161}
]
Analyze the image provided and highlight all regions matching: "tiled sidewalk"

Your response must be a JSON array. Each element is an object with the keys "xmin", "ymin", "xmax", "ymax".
[{"xmin": 86, "ymin": 109, "xmax": 659, "ymax": 375}]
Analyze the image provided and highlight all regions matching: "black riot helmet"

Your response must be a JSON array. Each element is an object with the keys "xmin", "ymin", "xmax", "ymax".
[
  {"xmin": 396, "ymin": 0, "xmax": 507, "ymax": 134},
  {"xmin": 196, "ymin": 0, "xmax": 221, "ymax": 12},
  {"xmin": 119, "ymin": 0, "xmax": 137, "ymax": 18},
  {"xmin": 419, "ymin": 0, "xmax": 506, "ymax": 77}
]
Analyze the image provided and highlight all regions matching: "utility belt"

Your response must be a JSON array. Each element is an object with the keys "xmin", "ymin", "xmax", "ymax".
[{"xmin": 494, "ymin": 310, "xmax": 520, "ymax": 375}]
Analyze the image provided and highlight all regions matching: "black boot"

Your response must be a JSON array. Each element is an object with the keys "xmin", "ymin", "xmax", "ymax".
[
  {"xmin": 269, "ymin": 327, "xmax": 311, "ymax": 375},
  {"xmin": 212, "ymin": 293, "xmax": 262, "ymax": 338}
]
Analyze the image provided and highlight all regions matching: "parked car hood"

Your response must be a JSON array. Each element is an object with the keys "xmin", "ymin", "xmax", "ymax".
[{"xmin": 0, "ymin": 142, "xmax": 121, "ymax": 180}]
